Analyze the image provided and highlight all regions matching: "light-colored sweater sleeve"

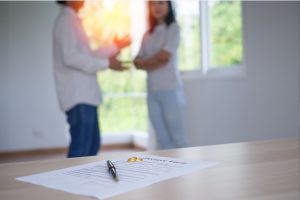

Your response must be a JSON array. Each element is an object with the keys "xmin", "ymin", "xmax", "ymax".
[{"xmin": 57, "ymin": 16, "xmax": 109, "ymax": 74}]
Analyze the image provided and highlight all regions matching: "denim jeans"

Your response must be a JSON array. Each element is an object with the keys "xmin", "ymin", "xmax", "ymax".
[
  {"xmin": 147, "ymin": 89, "xmax": 189, "ymax": 149},
  {"xmin": 66, "ymin": 104, "xmax": 100, "ymax": 158}
]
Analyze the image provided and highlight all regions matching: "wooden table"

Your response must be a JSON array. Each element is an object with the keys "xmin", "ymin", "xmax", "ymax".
[{"xmin": 0, "ymin": 138, "xmax": 299, "ymax": 200}]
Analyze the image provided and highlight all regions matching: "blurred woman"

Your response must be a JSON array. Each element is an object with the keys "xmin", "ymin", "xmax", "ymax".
[{"xmin": 134, "ymin": 1, "xmax": 188, "ymax": 149}]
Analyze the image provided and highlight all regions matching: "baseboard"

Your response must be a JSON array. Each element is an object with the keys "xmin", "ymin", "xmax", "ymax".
[
  {"xmin": 0, "ymin": 147, "xmax": 67, "ymax": 159},
  {"xmin": 0, "ymin": 143, "xmax": 146, "ymax": 160},
  {"xmin": 0, "ymin": 133, "xmax": 148, "ymax": 159}
]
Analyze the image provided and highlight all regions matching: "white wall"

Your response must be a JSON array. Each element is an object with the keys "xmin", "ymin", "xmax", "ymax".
[
  {"xmin": 0, "ymin": 1, "xmax": 299, "ymax": 152},
  {"xmin": 0, "ymin": 2, "xmax": 68, "ymax": 151},
  {"xmin": 183, "ymin": 1, "xmax": 300, "ymax": 146}
]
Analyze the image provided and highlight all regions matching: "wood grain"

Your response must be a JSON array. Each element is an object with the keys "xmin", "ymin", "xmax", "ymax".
[{"xmin": 0, "ymin": 138, "xmax": 299, "ymax": 200}]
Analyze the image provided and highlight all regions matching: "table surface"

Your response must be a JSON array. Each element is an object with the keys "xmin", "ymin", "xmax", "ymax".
[{"xmin": 0, "ymin": 138, "xmax": 299, "ymax": 200}]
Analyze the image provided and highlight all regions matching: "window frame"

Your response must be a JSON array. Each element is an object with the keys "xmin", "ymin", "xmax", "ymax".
[{"xmin": 181, "ymin": 1, "xmax": 245, "ymax": 79}]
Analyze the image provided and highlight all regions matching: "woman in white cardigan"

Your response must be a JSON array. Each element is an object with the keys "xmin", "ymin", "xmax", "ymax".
[{"xmin": 134, "ymin": 1, "xmax": 189, "ymax": 149}]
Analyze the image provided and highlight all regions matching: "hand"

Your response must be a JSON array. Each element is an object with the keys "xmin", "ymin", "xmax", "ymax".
[
  {"xmin": 114, "ymin": 35, "xmax": 131, "ymax": 50},
  {"xmin": 133, "ymin": 57, "xmax": 144, "ymax": 69},
  {"xmin": 109, "ymin": 57, "xmax": 127, "ymax": 71}
]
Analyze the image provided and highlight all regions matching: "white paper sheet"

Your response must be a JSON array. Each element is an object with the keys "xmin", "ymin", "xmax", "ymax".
[{"xmin": 16, "ymin": 155, "xmax": 218, "ymax": 199}]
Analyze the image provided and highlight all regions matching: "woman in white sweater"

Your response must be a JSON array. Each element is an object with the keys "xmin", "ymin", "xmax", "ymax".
[{"xmin": 134, "ymin": 1, "xmax": 189, "ymax": 149}]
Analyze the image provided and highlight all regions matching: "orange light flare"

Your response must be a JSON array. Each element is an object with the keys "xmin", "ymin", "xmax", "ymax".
[{"xmin": 79, "ymin": 0, "xmax": 131, "ymax": 50}]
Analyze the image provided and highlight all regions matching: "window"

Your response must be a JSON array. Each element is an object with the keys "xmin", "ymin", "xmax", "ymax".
[
  {"xmin": 175, "ymin": 0, "xmax": 201, "ymax": 71},
  {"xmin": 208, "ymin": 1, "xmax": 243, "ymax": 68},
  {"xmin": 175, "ymin": 0, "xmax": 243, "ymax": 72},
  {"xmin": 79, "ymin": 0, "xmax": 244, "ymax": 134}
]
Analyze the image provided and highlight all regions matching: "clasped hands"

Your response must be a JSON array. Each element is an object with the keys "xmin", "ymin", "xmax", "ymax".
[{"xmin": 109, "ymin": 35, "xmax": 170, "ymax": 72}]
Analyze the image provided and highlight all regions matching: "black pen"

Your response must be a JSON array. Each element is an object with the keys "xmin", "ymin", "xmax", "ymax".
[{"xmin": 107, "ymin": 160, "xmax": 119, "ymax": 182}]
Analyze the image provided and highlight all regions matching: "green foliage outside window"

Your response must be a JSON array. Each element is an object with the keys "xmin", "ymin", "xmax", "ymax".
[{"xmin": 210, "ymin": 1, "xmax": 243, "ymax": 67}]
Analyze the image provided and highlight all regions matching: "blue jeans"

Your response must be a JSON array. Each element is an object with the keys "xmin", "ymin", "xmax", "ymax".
[
  {"xmin": 66, "ymin": 104, "xmax": 100, "ymax": 158},
  {"xmin": 147, "ymin": 89, "xmax": 189, "ymax": 149}
]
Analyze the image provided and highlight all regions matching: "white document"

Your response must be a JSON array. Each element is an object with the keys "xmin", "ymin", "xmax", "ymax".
[{"xmin": 17, "ymin": 155, "xmax": 218, "ymax": 199}]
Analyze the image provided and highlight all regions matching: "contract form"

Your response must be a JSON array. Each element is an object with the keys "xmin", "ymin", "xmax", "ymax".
[{"xmin": 17, "ymin": 155, "xmax": 218, "ymax": 199}]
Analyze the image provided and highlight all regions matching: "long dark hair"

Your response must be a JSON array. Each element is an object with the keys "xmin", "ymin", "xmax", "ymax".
[
  {"xmin": 56, "ymin": 1, "xmax": 67, "ymax": 6},
  {"xmin": 148, "ymin": 1, "xmax": 176, "ymax": 34}
]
